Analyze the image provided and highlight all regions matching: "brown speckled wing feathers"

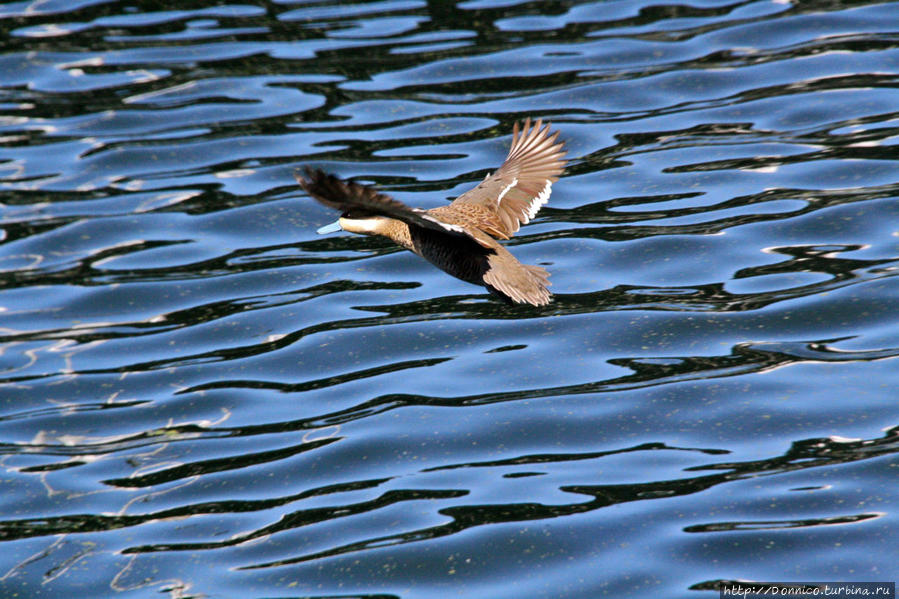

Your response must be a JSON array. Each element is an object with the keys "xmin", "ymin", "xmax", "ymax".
[{"xmin": 451, "ymin": 118, "xmax": 567, "ymax": 238}]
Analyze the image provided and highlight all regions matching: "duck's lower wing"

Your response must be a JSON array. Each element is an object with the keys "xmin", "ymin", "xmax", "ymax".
[
  {"xmin": 482, "ymin": 245, "xmax": 552, "ymax": 306},
  {"xmin": 407, "ymin": 226, "xmax": 551, "ymax": 306}
]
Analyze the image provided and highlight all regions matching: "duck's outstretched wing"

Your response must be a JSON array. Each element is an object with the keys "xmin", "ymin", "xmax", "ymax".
[
  {"xmin": 297, "ymin": 168, "xmax": 477, "ymax": 240},
  {"xmin": 450, "ymin": 118, "xmax": 567, "ymax": 239}
]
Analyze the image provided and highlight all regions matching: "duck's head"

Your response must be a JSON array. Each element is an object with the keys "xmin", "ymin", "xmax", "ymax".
[{"xmin": 317, "ymin": 213, "xmax": 396, "ymax": 236}]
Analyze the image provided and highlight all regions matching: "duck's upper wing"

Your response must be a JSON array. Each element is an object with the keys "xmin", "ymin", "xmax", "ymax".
[
  {"xmin": 449, "ymin": 118, "xmax": 567, "ymax": 239},
  {"xmin": 297, "ymin": 168, "xmax": 483, "ymax": 241}
]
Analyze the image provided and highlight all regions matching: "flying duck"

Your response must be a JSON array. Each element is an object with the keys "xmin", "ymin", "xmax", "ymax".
[{"xmin": 298, "ymin": 118, "xmax": 566, "ymax": 306}]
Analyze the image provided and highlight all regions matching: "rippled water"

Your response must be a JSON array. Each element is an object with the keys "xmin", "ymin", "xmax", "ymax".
[{"xmin": 2, "ymin": 1, "xmax": 898, "ymax": 597}]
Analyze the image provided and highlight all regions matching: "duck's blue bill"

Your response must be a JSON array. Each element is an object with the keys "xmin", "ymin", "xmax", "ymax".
[{"xmin": 316, "ymin": 220, "xmax": 343, "ymax": 235}]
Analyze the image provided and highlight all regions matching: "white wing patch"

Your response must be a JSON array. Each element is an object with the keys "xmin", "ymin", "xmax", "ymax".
[
  {"xmin": 420, "ymin": 212, "xmax": 466, "ymax": 234},
  {"xmin": 495, "ymin": 177, "xmax": 518, "ymax": 205},
  {"xmin": 523, "ymin": 180, "xmax": 552, "ymax": 222}
]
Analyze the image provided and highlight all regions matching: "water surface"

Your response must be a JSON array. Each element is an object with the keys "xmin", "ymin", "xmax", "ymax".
[{"xmin": 1, "ymin": 1, "xmax": 898, "ymax": 598}]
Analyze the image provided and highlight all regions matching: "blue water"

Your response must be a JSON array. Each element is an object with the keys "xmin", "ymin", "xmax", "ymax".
[{"xmin": 1, "ymin": 1, "xmax": 898, "ymax": 597}]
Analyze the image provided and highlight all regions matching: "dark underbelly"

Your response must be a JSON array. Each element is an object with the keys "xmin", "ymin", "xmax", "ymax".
[{"xmin": 409, "ymin": 228, "xmax": 491, "ymax": 285}]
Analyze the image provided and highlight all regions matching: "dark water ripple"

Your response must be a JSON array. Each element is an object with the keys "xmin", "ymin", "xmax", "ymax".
[{"xmin": 1, "ymin": 1, "xmax": 898, "ymax": 598}]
